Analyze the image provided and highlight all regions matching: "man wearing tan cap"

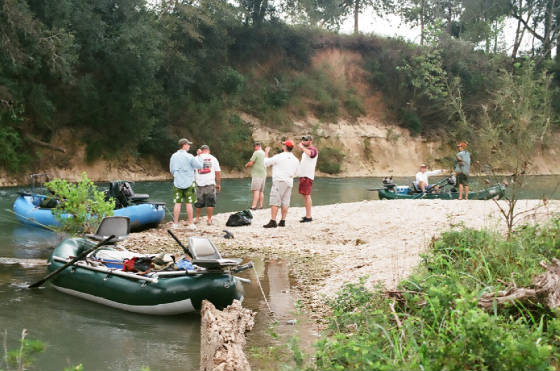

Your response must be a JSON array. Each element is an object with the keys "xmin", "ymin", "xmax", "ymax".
[{"xmin": 169, "ymin": 138, "xmax": 202, "ymax": 229}]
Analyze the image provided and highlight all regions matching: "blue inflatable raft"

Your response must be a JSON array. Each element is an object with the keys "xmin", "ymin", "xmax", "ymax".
[{"xmin": 13, "ymin": 181, "xmax": 165, "ymax": 231}]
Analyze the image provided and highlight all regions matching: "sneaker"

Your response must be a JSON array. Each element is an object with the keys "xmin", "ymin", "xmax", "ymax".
[
  {"xmin": 300, "ymin": 217, "xmax": 312, "ymax": 223},
  {"xmin": 263, "ymin": 220, "xmax": 277, "ymax": 228},
  {"xmin": 250, "ymin": 207, "xmax": 257, "ymax": 211},
  {"xmin": 186, "ymin": 224, "xmax": 197, "ymax": 231},
  {"xmin": 278, "ymin": 220, "xmax": 285, "ymax": 227},
  {"xmin": 171, "ymin": 223, "xmax": 180, "ymax": 229}
]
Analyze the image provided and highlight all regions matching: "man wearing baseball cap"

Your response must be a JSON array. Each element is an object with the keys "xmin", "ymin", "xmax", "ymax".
[
  {"xmin": 298, "ymin": 135, "xmax": 318, "ymax": 222},
  {"xmin": 415, "ymin": 163, "xmax": 444, "ymax": 193},
  {"xmin": 455, "ymin": 141, "xmax": 471, "ymax": 200},
  {"xmin": 169, "ymin": 138, "xmax": 202, "ymax": 229},
  {"xmin": 262, "ymin": 139, "xmax": 300, "ymax": 228}
]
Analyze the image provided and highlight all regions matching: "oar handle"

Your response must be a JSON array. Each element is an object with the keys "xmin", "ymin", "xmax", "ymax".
[
  {"xmin": 28, "ymin": 234, "xmax": 115, "ymax": 288},
  {"xmin": 167, "ymin": 230, "xmax": 194, "ymax": 260}
]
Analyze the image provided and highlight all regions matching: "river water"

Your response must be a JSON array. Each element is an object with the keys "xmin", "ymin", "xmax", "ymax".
[{"xmin": 1, "ymin": 175, "xmax": 559, "ymax": 370}]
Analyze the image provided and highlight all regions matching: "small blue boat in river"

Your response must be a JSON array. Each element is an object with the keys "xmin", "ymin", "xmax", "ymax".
[{"xmin": 13, "ymin": 181, "xmax": 165, "ymax": 232}]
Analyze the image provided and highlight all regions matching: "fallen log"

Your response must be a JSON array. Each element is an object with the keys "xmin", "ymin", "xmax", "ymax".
[
  {"xmin": 479, "ymin": 258, "xmax": 560, "ymax": 310},
  {"xmin": 200, "ymin": 299, "xmax": 256, "ymax": 371}
]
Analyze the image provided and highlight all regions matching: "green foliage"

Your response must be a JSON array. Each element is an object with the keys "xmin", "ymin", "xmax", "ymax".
[
  {"xmin": 1, "ymin": 0, "xmax": 558, "ymax": 175},
  {"xmin": 314, "ymin": 220, "xmax": 560, "ymax": 370},
  {"xmin": 317, "ymin": 147, "xmax": 345, "ymax": 174},
  {"xmin": 2, "ymin": 329, "xmax": 45, "ymax": 371},
  {"xmin": 0, "ymin": 125, "xmax": 29, "ymax": 173},
  {"xmin": 45, "ymin": 173, "xmax": 114, "ymax": 234}
]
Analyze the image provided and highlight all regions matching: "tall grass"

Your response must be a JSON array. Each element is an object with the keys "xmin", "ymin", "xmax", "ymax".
[{"xmin": 314, "ymin": 219, "xmax": 560, "ymax": 370}]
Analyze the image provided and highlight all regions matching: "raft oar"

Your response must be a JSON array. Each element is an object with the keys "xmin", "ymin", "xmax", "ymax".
[
  {"xmin": 167, "ymin": 230, "xmax": 194, "ymax": 260},
  {"xmin": 28, "ymin": 234, "xmax": 115, "ymax": 288},
  {"xmin": 367, "ymin": 187, "xmax": 385, "ymax": 191}
]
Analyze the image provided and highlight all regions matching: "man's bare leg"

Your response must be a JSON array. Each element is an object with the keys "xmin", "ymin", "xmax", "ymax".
[
  {"xmin": 270, "ymin": 205, "xmax": 279, "ymax": 221},
  {"xmin": 186, "ymin": 203, "xmax": 194, "ymax": 224},
  {"xmin": 251, "ymin": 190, "xmax": 259, "ymax": 209},
  {"xmin": 173, "ymin": 203, "xmax": 182, "ymax": 224},
  {"xmin": 280, "ymin": 205, "xmax": 289, "ymax": 221},
  {"xmin": 207, "ymin": 207, "xmax": 214, "ymax": 224},
  {"xmin": 304, "ymin": 195, "xmax": 312, "ymax": 218},
  {"xmin": 458, "ymin": 184, "xmax": 464, "ymax": 200}
]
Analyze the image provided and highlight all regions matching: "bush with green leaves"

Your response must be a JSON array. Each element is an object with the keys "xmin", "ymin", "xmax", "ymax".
[
  {"xmin": 314, "ymin": 219, "xmax": 560, "ymax": 370},
  {"xmin": 317, "ymin": 147, "xmax": 345, "ymax": 174},
  {"xmin": 45, "ymin": 173, "xmax": 114, "ymax": 234}
]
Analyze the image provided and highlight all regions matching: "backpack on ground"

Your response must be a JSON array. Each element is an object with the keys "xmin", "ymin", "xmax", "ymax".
[{"xmin": 226, "ymin": 209, "xmax": 253, "ymax": 227}]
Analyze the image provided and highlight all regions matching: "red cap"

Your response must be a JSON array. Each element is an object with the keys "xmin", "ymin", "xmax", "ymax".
[{"xmin": 282, "ymin": 140, "xmax": 294, "ymax": 148}]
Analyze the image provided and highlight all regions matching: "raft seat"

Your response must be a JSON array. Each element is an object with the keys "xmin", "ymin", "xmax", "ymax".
[
  {"xmin": 187, "ymin": 237, "xmax": 242, "ymax": 270},
  {"xmin": 86, "ymin": 216, "xmax": 130, "ymax": 243}
]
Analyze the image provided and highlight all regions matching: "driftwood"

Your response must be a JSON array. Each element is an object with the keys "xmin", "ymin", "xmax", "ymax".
[
  {"xmin": 200, "ymin": 299, "xmax": 256, "ymax": 371},
  {"xmin": 24, "ymin": 135, "xmax": 66, "ymax": 153},
  {"xmin": 479, "ymin": 258, "xmax": 560, "ymax": 310}
]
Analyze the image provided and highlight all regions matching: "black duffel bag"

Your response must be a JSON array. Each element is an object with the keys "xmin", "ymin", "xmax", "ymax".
[{"xmin": 226, "ymin": 209, "xmax": 253, "ymax": 227}]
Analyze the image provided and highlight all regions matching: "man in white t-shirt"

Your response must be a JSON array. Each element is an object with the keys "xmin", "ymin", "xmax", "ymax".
[
  {"xmin": 262, "ymin": 140, "xmax": 300, "ymax": 228},
  {"xmin": 194, "ymin": 145, "xmax": 221, "ymax": 225},
  {"xmin": 415, "ymin": 163, "xmax": 444, "ymax": 193},
  {"xmin": 298, "ymin": 135, "xmax": 318, "ymax": 222}
]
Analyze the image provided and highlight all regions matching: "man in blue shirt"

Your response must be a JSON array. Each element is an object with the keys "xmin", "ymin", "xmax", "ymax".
[
  {"xmin": 170, "ymin": 138, "xmax": 202, "ymax": 229},
  {"xmin": 455, "ymin": 141, "xmax": 471, "ymax": 200}
]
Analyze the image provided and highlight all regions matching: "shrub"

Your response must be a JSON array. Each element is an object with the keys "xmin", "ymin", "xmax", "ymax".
[
  {"xmin": 317, "ymin": 147, "xmax": 345, "ymax": 174},
  {"xmin": 45, "ymin": 172, "xmax": 114, "ymax": 234}
]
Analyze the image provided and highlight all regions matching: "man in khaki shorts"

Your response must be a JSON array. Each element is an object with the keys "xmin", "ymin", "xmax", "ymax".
[
  {"xmin": 262, "ymin": 140, "xmax": 299, "ymax": 228},
  {"xmin": 245, "ymin": 142, "xmax": 266, "ymax": 210}
]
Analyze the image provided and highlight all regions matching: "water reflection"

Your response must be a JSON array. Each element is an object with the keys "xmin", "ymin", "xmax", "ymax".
[{"xmin": 9, "ymin": 226, "xmax": 62, "ymax": 259}]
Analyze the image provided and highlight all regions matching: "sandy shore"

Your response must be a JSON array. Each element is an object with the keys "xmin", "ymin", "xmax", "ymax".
[{"xmin": 124, "ymin": 199, "xmax": 560, "ymax": 318}]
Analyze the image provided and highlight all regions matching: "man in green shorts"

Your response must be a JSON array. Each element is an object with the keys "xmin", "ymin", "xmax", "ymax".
[
  {"xmin": 245, "ymin": 142, "xmax": 266, "ymax": 210},
  {"xmin": 170, "ymin": 138, "xmax": 203, "ymax": 229}
]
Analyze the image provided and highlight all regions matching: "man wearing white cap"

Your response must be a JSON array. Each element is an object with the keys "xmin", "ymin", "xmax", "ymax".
[
  {"xmin": 415, "ymin": 163, "xmax": 444, "ymax": 193},
  {"xmin": 169, "ymin": 138, "xmax": 202, "ymax": 229}
]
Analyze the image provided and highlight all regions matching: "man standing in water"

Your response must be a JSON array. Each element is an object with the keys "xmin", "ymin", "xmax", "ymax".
[
  {"xmin": 194, "ymin": 145, "xmax": 221, "ymax": 225},
  {"xmin": 262, "ymin": 140, "xmax": 300, "ymax": 228},
  {"xmin": 455, "ymin": 141, "xmax": 471, "ymax": 200},
  {"xmin": 245, "ymin": 142, "xmax": 266, "ymax": 210},
  {"xmin": 298, "ymin": 135, "xmax": 318, "ymax": 222},
  {"xmin": 170, "ymin": 138, "xmax": 202, "ymax": 229}
]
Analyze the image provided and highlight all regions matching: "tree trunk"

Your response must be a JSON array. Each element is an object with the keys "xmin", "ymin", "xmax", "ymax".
[
  {"xmin": 200, "ymin": 300, "xmax": 256, "ymax": 371},
  {"xmin": 420, "ymin": 0, "xmax": 425, "ymax": 45},
  {"xmin": 511, "ymin": 0, "xmax": 524, "ymax": 59},
  {"xmin": 354, "ymin": 0, "xmax": 360, "ymax": 34}
]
